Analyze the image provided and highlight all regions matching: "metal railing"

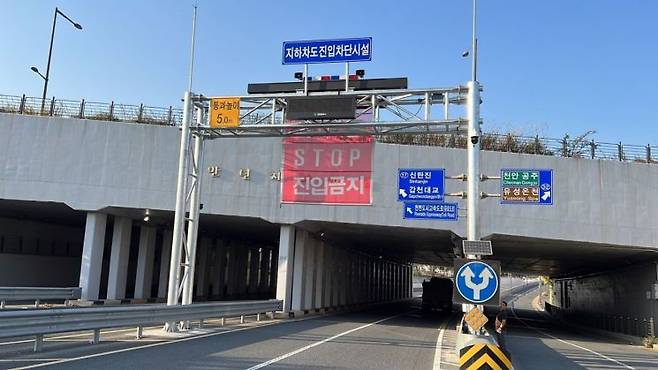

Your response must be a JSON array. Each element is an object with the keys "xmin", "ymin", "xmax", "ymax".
[
  {"xmin": 0, "ymin": 94, "xmax": 182, "ymax": 126},
  {"xmin": 545, "ymin": 303, "xmax": 656, "ymax": 338},
  {"xmin": 379, "ymin": 132, "xmax": 658, "ymax": 164},
  {"xmin": 1, "ymin": 93, "xmax": 655, "ymax": 163},
  {"xmin": 0, "ymin": 299, "xmax": 282, "ymax": 352},
  {"xmin": 0, "ymin": 287, "xmax": 81, "ymax": 309}
]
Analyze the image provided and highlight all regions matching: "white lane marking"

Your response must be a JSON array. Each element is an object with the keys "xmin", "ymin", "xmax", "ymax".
[
  {"xmin": 511, "ymin": 307, "xmax": 634, "ymax": 370},
  {"xmin": 245, "ymin": 312, "xmax": 405, "ymax": 370},
  {"xmin": 12, "ymin": 317, "xmax": 318, "ymax": 370},
  {"xmin": 0, "ymin": 359, "xmax": 65, "ymax": 362},
  {"xmin": 433, "ymin": 319, "xmax": 448, "ymax": 370}
]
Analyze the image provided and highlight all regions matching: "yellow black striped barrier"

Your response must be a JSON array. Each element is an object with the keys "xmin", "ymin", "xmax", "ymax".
[{"xmin": 459, "ymin": 343, "xmax": 512, "ymax": 370}]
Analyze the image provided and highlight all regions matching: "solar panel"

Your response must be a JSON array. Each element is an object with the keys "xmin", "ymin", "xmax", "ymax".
[{"xmin": 462, "ymin": 240, "xmax": 493, "ymax": 256}]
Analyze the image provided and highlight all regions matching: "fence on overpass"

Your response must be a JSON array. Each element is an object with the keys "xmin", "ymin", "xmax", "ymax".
[{"xmin": 1, "ymin": 93, "xmax": 656, "ymax": 164}]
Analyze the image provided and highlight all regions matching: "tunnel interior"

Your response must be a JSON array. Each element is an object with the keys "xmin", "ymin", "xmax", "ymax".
[{"xmin": 1, "ymin": 198, "xmax": 656, "ymax": 305}]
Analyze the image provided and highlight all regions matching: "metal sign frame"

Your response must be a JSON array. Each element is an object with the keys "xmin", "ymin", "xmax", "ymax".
[
  {"xmin": 191, "ymin": 86, "xmax": 468, "ymax": 139},
  {"xmin": 165, "ymin": 81, "xmax": 480, "ymax": 326}
]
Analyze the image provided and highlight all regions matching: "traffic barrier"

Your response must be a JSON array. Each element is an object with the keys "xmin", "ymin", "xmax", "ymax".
[
  {"xmin": 459, "ymin": 342, "xmax": 512, "ymax": 370},
  {"xmin": 0, "ymin": 287, "xmax": 81, "ymax": 308},
  {"xmin": 0, "ymin": 299, "xmax": 282, "ymax": 352},
  {"xmin": 456, "ymin": 315, "xmax": 513, "ymax": 370}
]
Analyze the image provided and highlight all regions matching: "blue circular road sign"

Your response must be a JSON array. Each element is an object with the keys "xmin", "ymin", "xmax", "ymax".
[{"xmin": 455, "ymin": 261, "xmax": 499, "ymax": 304}]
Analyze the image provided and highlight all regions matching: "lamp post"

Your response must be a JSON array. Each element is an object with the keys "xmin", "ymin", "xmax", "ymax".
[{"xmin": 31, "ymin": 7, "xmax": 82, "ymax": 114}]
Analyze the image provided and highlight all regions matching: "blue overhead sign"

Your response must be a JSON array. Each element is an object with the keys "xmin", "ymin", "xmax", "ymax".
[
  {"xmin": 455, "ymin": 260, "xmax": 499, "ymax": 304},
  {"xmin": 282, "ymin": 37, "xmax": 372, "ymax": 65},
  {"xmin": 403, "ymin": 202, "xmax": 458, "ymax": 221},
  {"xmin": 500, "ymin": 169, "xmax": 553, "ymax": 205},
  {"xmin": 398, "ymin": 168, "xmax": 445, "ymax": 201}
]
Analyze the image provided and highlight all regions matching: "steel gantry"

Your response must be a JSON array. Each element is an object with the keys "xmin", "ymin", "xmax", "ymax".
[{"xmin": 163, "ymin": 83, "xmax": 480, "ymax": 331}]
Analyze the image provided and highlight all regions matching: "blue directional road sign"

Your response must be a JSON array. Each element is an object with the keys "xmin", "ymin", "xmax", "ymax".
[
  {"xmin": 500, "ymin": 169, "xmax": 553, "ymax": 205},
  {"xmin": 403, "ymin": 201, "xmax": 458, "ymax": 221},
  {"xmin": 282, "ymin": 37, "xmax": 372, "ymax": 65},
  {"xmin": 398, "ymin": 168, "xmax": 445, "ymax": 201},
  {"xmin": 454, "ymin": 260, "xmax": 500, "ymax": 304}
]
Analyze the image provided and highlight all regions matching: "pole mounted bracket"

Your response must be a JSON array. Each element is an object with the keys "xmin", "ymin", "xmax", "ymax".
[
  {"xmin": 447, "ymin": 174, "xmax": 467, "ymax": 181},
  {"xmin": 446, "ymin": 191, "xmax": 467, "ymax": 199},
  {"xmin": 480, "ymin": 192, "xmax": 500, "ymax": 199},
  {"xmin": 480, "ymin": 174, "xmax": 500, "ymax": 181}
]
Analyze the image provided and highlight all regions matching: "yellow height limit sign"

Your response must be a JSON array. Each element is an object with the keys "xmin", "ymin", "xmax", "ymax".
[{"xmin": 210, "ymin": 97, "xmax": 241, "ymax": 128}]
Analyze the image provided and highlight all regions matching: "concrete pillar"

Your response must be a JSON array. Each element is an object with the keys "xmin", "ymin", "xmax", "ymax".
[
  {"xmin": 157, "ymin": 229, "xmax": 173, "ymax": 299},
  {"xmin": 276, "ymin": 226, "xmax": 295, "ymax": 312},
  {"xmin": 291, "ymin": 230, "xmax": 307, "ymax": 311},
  {"xmin": 303, "ymin": 237, "xmax": 316, "ymax": 310},
  {"xmin": 314, "ymin": 242, "xmax": 325, "ymax": 309},
  {"xmin": 269, "ymin": 248, "xmax": 278, "ymax": 296},
  {"xmin": 195, "ymin": 238, "xmax": 210, "ymax": 298},
  {"xmin": 407, "ymin": 265, "xmax": 414, "ymax": 298},
  {"xmin": 348, "ymin": 255, "xmax": 355, "ymax": 304},
  {"xmin": 79, "ymin": 212, "xmax": 107, "ymax": 301},
  {"xmin": 363, "ymin": 256, "xmax": 372, "ymax": 302},
  {"xmin": 212, "ymin": 240, "xmax": 227, "ymax": 299},
  {"xmin": 237, "ymin": 246, "xmax": 249, "ymax": 297},
  {"xmin": 134, "ymin": 225, "xmax": 156, "ymax": 299},
  {"xmin": 393, "ymin": 264, "xmax": 397, "ymax": 300},
  {"xmin": 248, "ymin": 248, "xmax": 260, "ymax": 297},
  {"xmin": 225, "ymin": 243, "xmax": 238, "ymax": 298},
  {"xmin": 106, "ymin": 217, "xmax": 133, "ymax": 300},
  {"xmin": 258, "ymin": 247, "xmax": 269, "ymax": 296},
  {"xmin": 384, "ymin": 262, "xmax": 391, "ymax": 301},
  {"xmin": 339, "ymin": 249, "xmax": 347, "ymax": 306},
  {"xmin": 323, "ymin": 243, "xmax": 333, "ymax": 308}
]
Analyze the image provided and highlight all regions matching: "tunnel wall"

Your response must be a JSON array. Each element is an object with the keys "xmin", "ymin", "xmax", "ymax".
[
  {"xmin": 277, "ymin": 226, "xmax": 412, "ymax": 314},
  {"xmin": 555, "ymin": 261, "xmax": 658, "ymax": 328},
  {"xmin": 0, "ymin": 217, "xmax": 83, "ymax": 287},
  {"xmin": 1, "ymin": 113, "xmax": 657, "ymax": 251}
]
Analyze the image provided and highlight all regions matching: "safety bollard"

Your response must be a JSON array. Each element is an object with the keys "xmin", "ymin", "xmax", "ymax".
[
  {"xmin": 240, "ymin": 315, "xmax": 245, "ymax": 324},
  {"xmin": 136, "ymin": 326, "xmax": 143, "ymax": 340},
  {"xmin": 221, "ymin": 317, "xmax": 225, "ymax": 326}
]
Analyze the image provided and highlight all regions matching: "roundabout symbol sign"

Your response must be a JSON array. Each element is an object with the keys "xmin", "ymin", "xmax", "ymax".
[{"xmin": 455, "ymin": 260, "xmax": 499, "ymax": 304}]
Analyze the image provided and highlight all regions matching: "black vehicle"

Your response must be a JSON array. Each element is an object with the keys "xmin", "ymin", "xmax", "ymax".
[{"xmin": 422, "ymin": 277, "xmax": 453, "ymax": 312}]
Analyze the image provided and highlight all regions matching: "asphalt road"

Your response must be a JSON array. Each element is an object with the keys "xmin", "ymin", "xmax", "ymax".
[
  {"xmin": 2, "ymin": 279, "xmax": 654, "ymax": 370},
  {"xmin": 0, "ymin": 302, "xmax": 455, "ymax": 370},
  {"xmin": 504, "ymin": 286, "xmax": 658, "ymax": 370}
]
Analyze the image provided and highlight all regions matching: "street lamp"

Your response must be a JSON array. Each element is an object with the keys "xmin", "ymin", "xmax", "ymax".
[{"xmin": 31, "ymin": 7, "xmax": 83, "ymax": 113}]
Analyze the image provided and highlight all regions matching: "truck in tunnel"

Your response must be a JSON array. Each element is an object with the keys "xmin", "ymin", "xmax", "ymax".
[{"xmin": 421, "ymin": 277, "xmax": 453, "ymax": 313}]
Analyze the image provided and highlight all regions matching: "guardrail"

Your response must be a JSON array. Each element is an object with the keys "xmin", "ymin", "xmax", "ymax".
[
  {"xmin": 0, "ymin": 299, "xmax": 282, "ymax": 352},
  {"xmin": 0, "ymin": 287, "xmax": 81, "ymax": 309},
  {"xmin": 1, "ymin": 93, "xmax": 656, "ymax": 164},
  {"xmin": 545, "ymin": 302, "xmax": 655, "ymax": 339}
]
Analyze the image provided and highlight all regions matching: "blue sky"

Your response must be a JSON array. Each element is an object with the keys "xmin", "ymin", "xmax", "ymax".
[{"xmin": 1, "ymin": 1, "xmax": 657, "ymax": 144}]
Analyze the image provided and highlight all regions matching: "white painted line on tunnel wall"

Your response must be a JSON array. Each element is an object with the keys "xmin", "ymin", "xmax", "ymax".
[
  {"xmin": 245, "ymin": 312, "xmax": 406, "ymax": 370},
  {"xmin": 12, "ymin": 316, "xmax": 319, "ymax": 370},
  {"xmin": 511, "ymin": 307, "xmax": 635, "ymax": 370}
]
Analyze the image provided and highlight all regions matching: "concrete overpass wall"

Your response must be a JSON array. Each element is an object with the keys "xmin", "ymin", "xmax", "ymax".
[{"xmin": 1, "ymin": 113, "xmax": 657, "ymax": 250}]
